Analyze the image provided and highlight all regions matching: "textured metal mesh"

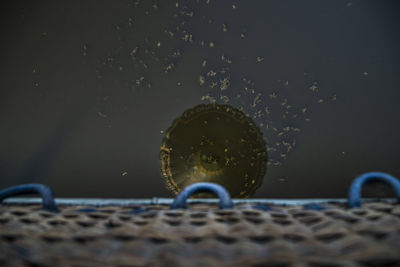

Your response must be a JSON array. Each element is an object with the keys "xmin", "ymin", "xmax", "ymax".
[{"xmin": 1, "ymin": 201, "xmax": 400, "ymax": 267}]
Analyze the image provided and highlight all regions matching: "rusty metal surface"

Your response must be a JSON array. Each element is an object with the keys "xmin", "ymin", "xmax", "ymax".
[{"xmin": 1, "ymin": 201, "xmax": 400, "ymax": 267}]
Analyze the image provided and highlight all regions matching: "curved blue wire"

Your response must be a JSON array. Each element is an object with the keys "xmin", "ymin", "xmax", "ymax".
[
  {"xmin": 171, "ymin": 182, "xmax": 233, "ymax": 209},
  {"xmin": 348, "ymin": 172, "xmax": 400, "ymax": 208},
  {"xmin": 0, "ymin": 184, "xmax": 58, "ymax": 212}
]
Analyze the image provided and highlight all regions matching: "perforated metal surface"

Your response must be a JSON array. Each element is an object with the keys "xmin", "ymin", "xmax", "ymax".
[{"xmin": 1, "ymin": 202, "xmax": 400, "ymax": 267}]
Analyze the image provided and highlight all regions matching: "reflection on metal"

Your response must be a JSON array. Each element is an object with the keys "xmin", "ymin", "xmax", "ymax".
[
  {"xmin": 160, "ymin": 104, "xmax": 267, "ymax": 198},
  {"xmin": 2, "ymin": 197, "xmax": 398, "ymax": 207}
]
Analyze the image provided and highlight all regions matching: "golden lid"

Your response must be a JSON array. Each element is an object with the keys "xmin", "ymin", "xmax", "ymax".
[{"xmin": 160, "ymin": 104, "xmax": 267, "ymax": 198}]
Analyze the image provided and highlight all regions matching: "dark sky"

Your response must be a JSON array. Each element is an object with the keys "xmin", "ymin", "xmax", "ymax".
[{"xmin": 0, "ymin": 0, "xmax": 399, "ymax": 198}]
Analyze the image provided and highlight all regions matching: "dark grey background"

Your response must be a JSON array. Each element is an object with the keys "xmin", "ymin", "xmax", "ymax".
[{"xmin": 1, "ymin": 0, "xmax": 399, "ymax": 198}]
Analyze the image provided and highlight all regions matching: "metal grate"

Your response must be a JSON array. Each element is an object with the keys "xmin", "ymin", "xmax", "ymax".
[
  {"xmin": 1, "ymin": 201, "xmax": 400, "ymax": 266},
  {"xmin": 0, "ymin": 172, "xmax": 400, "ymax": 266}
]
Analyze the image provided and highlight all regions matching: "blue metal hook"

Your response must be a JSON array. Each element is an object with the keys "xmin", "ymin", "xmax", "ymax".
[
  {"xmin": 171, "ymin": 182, "xmax": 233, "ymax": 209},
  {"xmin": 348, "ymin": 172, "xmax": 400, "ymax": 208},
  {"xmin": 0, "ymin": 184, "xmax": 58, "ymax": 212}
]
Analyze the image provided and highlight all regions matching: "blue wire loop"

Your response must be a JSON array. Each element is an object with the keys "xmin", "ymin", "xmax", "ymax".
[
  {"xmin": 348, "ymin": 172, "xmax": 400, "ymax": 208},
  {"xmin": 0, "ymin": 184, "xmax": 58, "ymax": 212},
  {"xmin": 171, "ymin": 182, "xmax": 233, "ymax": 209}
]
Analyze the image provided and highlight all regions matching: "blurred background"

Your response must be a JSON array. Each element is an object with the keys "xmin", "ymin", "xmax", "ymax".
[{"xmin": 0, "ymin": 0, "xmax": 399, "ymax": 198}]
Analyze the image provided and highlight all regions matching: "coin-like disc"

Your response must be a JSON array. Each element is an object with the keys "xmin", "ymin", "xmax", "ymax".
[{"xmin": 160, "ymin": 104, "xmax": 267, "ymax": 198}]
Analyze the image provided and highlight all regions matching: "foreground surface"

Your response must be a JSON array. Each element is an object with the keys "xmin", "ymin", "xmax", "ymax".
[{"xmin": 0, "ymin": 201, "xmax": 400, "ymax": 267}]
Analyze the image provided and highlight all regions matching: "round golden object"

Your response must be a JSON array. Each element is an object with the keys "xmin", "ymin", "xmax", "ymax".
[{"xmin": 160, "ymin": 104, "xmax": 267, "ymax": 198}]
